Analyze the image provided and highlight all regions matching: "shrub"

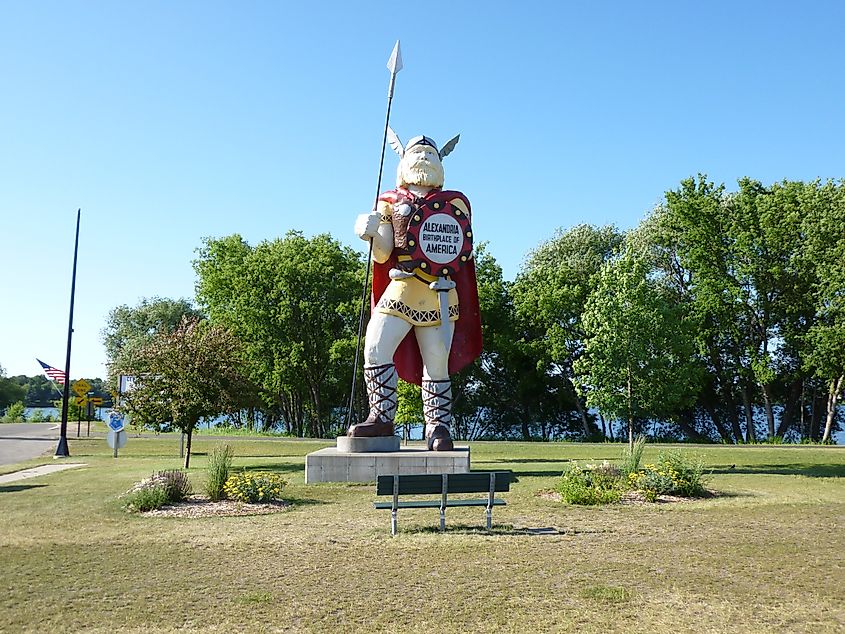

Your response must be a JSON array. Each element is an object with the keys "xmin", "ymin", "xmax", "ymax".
[
  {"xmin": 123, "ymin": 470, "xmax": 191, "ymax": 512},
  {"xmin": 2, "ymin": 401, "xmax": 26, "ymax": 423},
  {"xmin": 205, "ymin": 443, "xmax": 234, "ymax": 501},
  {"xmin": 628, "ymin": 451, "xmax": 708, "ymax": 500},
  {"xmin": 124, "ymin": 486, "xmax": 170, "ymax": 512},
  {"xmin": 657, "ymin": 450, "xmax": 707, "ymax": 497},
  {"xmin": 557, "ymin": 462, "xmax": 622, "ymax": 505},
  {"xmin": 224, "ymin": 471, "xmax": 286, "ymax": 504},
  {"xmin": 155, "ymin": 470, "xmax": 192, "ymax": 502},
  {"xmin": 628, "ymin": 465, "xmax": 674, "ymax": 502}
]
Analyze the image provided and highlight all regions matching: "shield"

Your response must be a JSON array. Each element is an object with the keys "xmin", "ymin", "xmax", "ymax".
[{"xmin": 401, "ymin": 191, "xmax": 473, "ymax": 277}]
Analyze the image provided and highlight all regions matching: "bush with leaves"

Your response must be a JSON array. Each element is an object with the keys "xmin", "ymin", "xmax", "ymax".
[
  {"xmin": 557, "ymin": 462, "xmax": 622, "ymax": 505},
  {"xmin": 628, "ymin": 451, "xmax": 708, "ymax": 500},
  {"xmin": 657, "ymin": 450, "xmax": 708, "ymax": 496},
  {"xmin": 224, "ymin": 471, "xmax": 286, "ymax": 504},
  {"xmin": 124, "ymin": 486, "xmax": 170, "ymax": 512},
  {"xmin": 628, "ymin": 466, "xmax": 674, "ymax": 502},
  {"xmin": 2, "ymin": 401, "xmax": 26, "ymax": 423},
  {"xmin": 123, "ymin": 470, "xmax": 192, "ymax": 512},
  {"xmin": 205, "ymin": 444, "xmax": 234, "ymax": 501}
]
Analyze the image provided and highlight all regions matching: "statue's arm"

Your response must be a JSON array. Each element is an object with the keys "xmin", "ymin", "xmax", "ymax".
[{"xmin": 354, "ymin": 199, "xmax": 394, "ymax": 264}]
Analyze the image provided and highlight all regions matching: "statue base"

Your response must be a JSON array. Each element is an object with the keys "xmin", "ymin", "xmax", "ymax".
[
  {"xmin": 336, "ymin": 435, "xmax": 400, "ymax": 453},
  {"xmin": 304, "ymin": 442, "xmax": 471, "ymax": 483}
]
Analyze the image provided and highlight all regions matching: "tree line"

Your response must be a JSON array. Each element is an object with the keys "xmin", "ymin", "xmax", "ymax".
[
  {"xmin": 0, "ymin": 368, "xmax": 111, "ymax": 412},
  {"xmin": 104, "ymin": 176, "xmax": 844, "ymax": 444}
]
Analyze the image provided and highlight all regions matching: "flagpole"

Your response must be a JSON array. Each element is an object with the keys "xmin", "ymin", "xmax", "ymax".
[
  {"xmin": 49, "ymin": 380, "xmax": 64, "ymax": 400},
  {"xmin": 55, "ymin": 209, "xmax": 81, "ymax": 458},
  {"xmin": 346, "ymin": 41, "xmax": 403, "ymax": 431}
]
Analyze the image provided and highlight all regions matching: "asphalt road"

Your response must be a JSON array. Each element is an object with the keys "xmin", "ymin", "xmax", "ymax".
[{"xmin": 0, "ymin": 423, "xmax": 59, "ymax": 466}]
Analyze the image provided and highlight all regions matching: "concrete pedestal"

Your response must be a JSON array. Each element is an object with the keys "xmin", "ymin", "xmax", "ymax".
[
  {"xmin": 336, "ymin": 435, "xmax": 400, "ymax": 453},
  {"xmin": 305, "ymin": 445, "xmax": 470, "ymax": 483}
]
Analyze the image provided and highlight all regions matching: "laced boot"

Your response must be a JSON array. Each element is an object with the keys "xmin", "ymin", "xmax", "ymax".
[
  {"xmin": 348, "ymin": 363, "xmax": 397, "ymax": 437},
  {"xmin": 422, "ymin": 378, "xmax": 455, "ymax": 451}
]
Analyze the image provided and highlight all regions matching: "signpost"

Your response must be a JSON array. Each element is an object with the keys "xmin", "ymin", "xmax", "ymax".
[
  {"xmin": 85, "ymin": 393, "xmax": 103, "ymax": 436},
  {"xmin": 107, "ymin": 411, "xmax": 127, "ymax": 458},
  {"xmin": 72, "ymin": 380, "xmax": 92, "ymax": 438}
]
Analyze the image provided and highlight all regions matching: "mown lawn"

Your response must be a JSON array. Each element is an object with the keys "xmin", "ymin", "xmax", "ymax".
[{"xmin": 1, "ymin": 436, "xmax": 843, "ymax": 633}]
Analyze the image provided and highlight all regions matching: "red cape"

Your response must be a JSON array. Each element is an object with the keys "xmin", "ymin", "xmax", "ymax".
[{"xmin": 372, "ymin": 189, "xmax": 483, "ymax": 385}]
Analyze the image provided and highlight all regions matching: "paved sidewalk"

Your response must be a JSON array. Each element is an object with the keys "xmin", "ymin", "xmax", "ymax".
[{"xmin": 0, "ymin": 463, "xmax": 87, "ymax": 485}]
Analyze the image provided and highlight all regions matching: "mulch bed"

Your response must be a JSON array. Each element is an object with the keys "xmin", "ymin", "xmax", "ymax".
[
  {"xmin": 142, "ymin": 495, "xmax": 292, "ymax": 518},
  {"xmin": 538, "ymin": 490, "xmax": 706, "ymax": 505}
]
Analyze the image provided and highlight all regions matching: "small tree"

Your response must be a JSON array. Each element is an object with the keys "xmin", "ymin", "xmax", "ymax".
[
  {"xmin": 574, "ymin": 251, "xmax": 702, "ymax": 447},
  {"xmin": 120, "ymin": 317, "xmax": 255, "ymax": 468}
]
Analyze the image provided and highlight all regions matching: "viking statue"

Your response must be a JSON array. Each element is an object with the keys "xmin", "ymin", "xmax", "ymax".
[{"xmin": 348, "ymin": 131, "xmax": 482, "ymax": 450}]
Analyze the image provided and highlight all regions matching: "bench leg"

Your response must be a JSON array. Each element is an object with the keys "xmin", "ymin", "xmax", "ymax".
[
  {"xmin": 391, "ymin": 510, "xmax": 397, "ymax": 536},
  {"xmin": 440, "ymin": 507, "xmax": 446, "ymax": 532},
  {"xmin": 486, "ymin": 507, "xmax": 492, "ymax": 530}
]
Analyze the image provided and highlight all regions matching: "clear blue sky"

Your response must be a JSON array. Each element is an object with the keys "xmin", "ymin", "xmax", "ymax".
[{"xmin": 1, "ymin": 0, "xmax": 843, "ymax": 380}]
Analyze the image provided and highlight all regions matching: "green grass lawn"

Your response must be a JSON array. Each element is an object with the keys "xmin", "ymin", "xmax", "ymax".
[{"xmin": 1, "ymin": 436, "xmax": 843, "ymax": 633}]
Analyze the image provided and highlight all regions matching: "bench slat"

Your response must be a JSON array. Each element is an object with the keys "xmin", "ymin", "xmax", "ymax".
[
  {"xmin": 374, "ymin": 499, "xmax": 507, "ymax": 510},
  {"xmin": 376, "ymin": 472, "xmax": 512, "ymax": 495}
]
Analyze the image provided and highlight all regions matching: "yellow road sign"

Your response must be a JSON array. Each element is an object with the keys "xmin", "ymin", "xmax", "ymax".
[
  {"xmin": 90, "ymin": 397, "xmax": 104, "ymax": 406},
  {"xmin": 75, "ymin": 396, "xmax": 88, "ymax": 406},
  {"xmin": 72, "ymin": 379, "xmax": 92, "ymax": 396}
]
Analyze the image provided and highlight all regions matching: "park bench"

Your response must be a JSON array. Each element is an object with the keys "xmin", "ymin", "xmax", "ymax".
[{"xmin": 374, "ymin": 471, "xmax": 512, "ymax": 535}]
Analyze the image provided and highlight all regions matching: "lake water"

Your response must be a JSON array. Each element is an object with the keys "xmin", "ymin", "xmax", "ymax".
[
  {"xmin": 25, "ymin": 407, "xmax": 108, "ymax": 422},
  {"xmin": 19, "ymin": 407, "xmax": 841, "ymax": 444}
]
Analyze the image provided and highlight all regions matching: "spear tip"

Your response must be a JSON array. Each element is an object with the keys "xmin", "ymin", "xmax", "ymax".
[{"xmin": 387, "ymin": 40, "xmax": 403, "ymax": 75}]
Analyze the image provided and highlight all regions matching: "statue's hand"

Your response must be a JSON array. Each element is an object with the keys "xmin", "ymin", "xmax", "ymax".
[{"xmin": 354, "ymin": 212, "xmax": 382, "ymax": 241}]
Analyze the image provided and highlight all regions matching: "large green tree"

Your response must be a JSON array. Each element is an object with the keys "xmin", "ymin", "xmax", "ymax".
[
  {"xmin": 647, "ymin": 176, "xmax": 824, "ymax": 442},
  {"xmin": 800, "ymin": 180, "xmax": 845, "ymax": 442},
  {"xmin": 574, "ymin": 251, "xmax": 701, "ymax": 446},
  {"xmin": 102, "ymin": 297, "xmax": 204, "ymax": 389},
  {"xmin": 194, "ymin": 232, "xmax": 363, "ymax": 437},
  {"xmin": 511, "ymin": 225, "xmax": 623, "ymax": 438}
]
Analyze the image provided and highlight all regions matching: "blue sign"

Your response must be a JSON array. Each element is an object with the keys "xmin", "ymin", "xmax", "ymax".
[{"xmin": 108, "ymin": 412, "xmax": 125, "ymax": 432}]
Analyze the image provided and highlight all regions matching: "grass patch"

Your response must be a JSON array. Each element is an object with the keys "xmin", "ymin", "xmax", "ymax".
[
  {"xmin": 580, "ymin": 585, "xmax": 633, "ymax": 603},
  {"xmin": 236, "ymin": 590, "xmax": 274, "ymax": 605},
  {"xmin": 0, "ymin": 438, "xmax": 843, "ymax": 632}
]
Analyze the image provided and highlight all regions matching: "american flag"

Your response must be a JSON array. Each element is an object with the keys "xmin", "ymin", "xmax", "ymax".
[{"xmin": 37, "ymin": 359, "xmax": 67, "ymax": 385}]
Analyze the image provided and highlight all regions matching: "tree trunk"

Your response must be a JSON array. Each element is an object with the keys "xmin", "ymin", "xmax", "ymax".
[
  {"xmin": 627, "ymin": 366, "xmax": 633, "ymax": 450},
  {"xmin": 183, "ymin": 427, "xmax": 193, "ymax": 469},
  {"xmin": 598, "ymin": 412, "xmax": 607, "ymax": 440},
  {"xmin": 521, "ymin": 415, "xmax": 531, "ymax": 441},
  {"xmin": 761, "ymin": 383, "xmax": 775, "ymax": 438},
  {"xmin": 727, "ymin": 399, "xmax": 744, "ymax": 444},
  {"xmin": 799, "ymin": 380, "xmax": 807, "ymax": 438},
  {"xmin": 741, "ymin": 385, "xmax": 756, "ymax": 442},
  {"xmin": 822, "ymin": 375, "xmax": 843, "ymax": 443},
  {"xmin": 312, "ymin": 386, "xmax": 323, "ymax": 438},
  {"xmin": 703, "ymin": 403, "xmax": 732, "ymax": 443},
  {"xmin": 809, "ymin": 389, "xmax": 822, "ymax": 440},
  {"xmin": 776, "ymin": 379, "xmax": 802, "ymax": 438},
  {"xmin": 574, "ymin": 396, "xmax": 591, "ymax": 437},
  {"xmin": 677, "ymin": 410, "xmax": 711, "ymax": 443}
]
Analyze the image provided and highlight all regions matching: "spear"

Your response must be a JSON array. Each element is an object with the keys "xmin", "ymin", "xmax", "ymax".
[{"xmin": 346, "ymin": 41, "xmax": 403, "ymax": 431}]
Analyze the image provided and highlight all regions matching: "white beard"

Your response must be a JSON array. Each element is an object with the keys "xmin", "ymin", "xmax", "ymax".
[{"xmin": 398, "ymin": 156, "xmax": 444, "ymax": 189}]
